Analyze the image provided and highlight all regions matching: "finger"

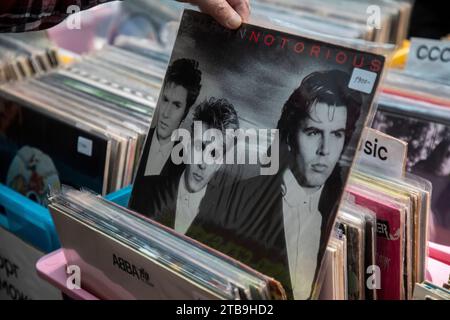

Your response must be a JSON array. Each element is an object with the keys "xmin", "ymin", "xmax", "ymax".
[
  {"xmin": 227, "ymin": 0, "xmax": 250, "ymax": 23},
  {"xmin": 194, "ymin": 0, "xmax": 243, "ymax": 29}
]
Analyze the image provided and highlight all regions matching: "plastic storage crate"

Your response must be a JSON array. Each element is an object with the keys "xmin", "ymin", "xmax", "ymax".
[{"xmin": 0, "ymin": 183, "xmax": 132, "ymax": 253}]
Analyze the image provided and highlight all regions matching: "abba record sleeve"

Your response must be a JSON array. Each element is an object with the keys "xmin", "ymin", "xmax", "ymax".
[
  {"xmin": 129, "ymin": 9, "xmax": 385, "ymax": 299},
  {"xmin": 48, "ymin": 205, "xmax": 223, "ymax": 300}
]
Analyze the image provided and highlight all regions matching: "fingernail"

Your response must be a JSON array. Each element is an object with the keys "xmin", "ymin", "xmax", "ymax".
[{"xmin": 226, "ymin": 11, "xmax": 242, "ymax": 29}]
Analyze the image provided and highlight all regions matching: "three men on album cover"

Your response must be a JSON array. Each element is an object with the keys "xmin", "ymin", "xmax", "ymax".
[
  {"xmin": 130, "ymin": 62, "xmax": 363, "ymax": 299},
  {"xmin": 129, "ymin": 5, "xmax": 382, "ymax": 301}
]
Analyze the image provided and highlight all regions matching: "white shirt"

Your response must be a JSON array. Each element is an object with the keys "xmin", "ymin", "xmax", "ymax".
[
  {"xmin": 282, "ymin": 168, "xmax": 323, "ymax": 300},
  {"xmin": 144, "ymin": 131, "xmax": 174, "ymax": 176},
  {"xmin": 174, "ymin": 172, "xmax": 207, "ymax": 234}
]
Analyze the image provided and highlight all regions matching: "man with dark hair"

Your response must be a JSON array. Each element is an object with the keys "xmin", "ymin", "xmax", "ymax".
[
  {"xmin": 135, "ymin": 97, "xmax": 239, "ymax": 234},
  {"xmin": 143, "ymin": 58, "xmax": 202, "ymax": 176},
  {"xmin": 276, "ymin": 70, "xmax": 361, "ymax": 190},
  {"xmin": 224, "ymin": 70, "xmax": 363, "ymax": 299},
  {"xmin": 130, "ymin": 58, "xmax": 202, "ymax": 214}
]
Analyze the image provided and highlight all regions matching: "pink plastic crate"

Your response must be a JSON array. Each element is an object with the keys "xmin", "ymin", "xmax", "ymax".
[{"xmin": 36, "ymin": 249, "xmax": 99, "ymax": 300}]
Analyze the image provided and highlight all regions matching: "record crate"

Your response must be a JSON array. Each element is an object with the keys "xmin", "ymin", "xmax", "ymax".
[
  {"xmin": 0, "ymin": 183, "xmax": 132, "ymax": 300},
  {"xmin": 0, "ymin": 184, "xmax": 59, "ymax": 253},
  {"xmin": 0, "ymin": 183, "xmax": 132, "ymax": 253},
  {"xmin": 2, "ymin": 182, "xmax": 449, "ymax": 299}
]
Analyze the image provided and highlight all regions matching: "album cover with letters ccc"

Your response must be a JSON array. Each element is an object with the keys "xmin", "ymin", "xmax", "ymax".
[{"xmin": 129, "ymin": 9, "xmax": 385, "ymax": 300}]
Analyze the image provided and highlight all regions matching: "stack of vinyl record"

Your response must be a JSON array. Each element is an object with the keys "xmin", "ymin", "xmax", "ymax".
[
  {"xmin": 0, "ymin": 44, "xmax": 168, "ymax": 206},
  {"xmin": 252, "ymin": 0, "xmax": 413, "ymax": 46},
  {"xmin": 0, "ymin": 33, "xmax": 59, "ymax": 84},
  {"xmin": 319, "ymin": 201, "xmax": 377, "ymax": 300},
  {"xmin": 320, "ymin": 170, "xmax": 431, "ymax": 300},
  {"xmin": 48, "ymin": 187, "xmax": 287, "ymax": 300},
  {"xmin": 348, "ymin": 171, "xmax": 430, "ymax": 300},
  {"xmin": 109, "ymin": 0, "xmax": 412, "ymax": 55},
  {"xmin": 319, "ymin": 224, "xmax": 348, "ymax": 300},
  {"xmin": 326, "ymin": 200, "xmax": 378, "ymax": 300},
  {"xmin": 108, "ymin": 0, "xmax": 184, "ymax": 50},
  {"xmin": 319, "ymin": 66, "xmax": 450, "ymax": 300},
  {"xmin": 372, "ymin": 70, "xmax": 450, "ymax": 247}
]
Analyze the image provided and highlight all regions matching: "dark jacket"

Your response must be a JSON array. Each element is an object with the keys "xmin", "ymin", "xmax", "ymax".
[
  {"xmin": 216, "ymin": 165, "xmax": 344, "ymax": 300},
  {"xmin": 129, "ymin": 162, "xmax": 268, "ymax": 283},
  {"xmin": 129, "ymin": 127, "xmax": 184, "ymax": 214}
]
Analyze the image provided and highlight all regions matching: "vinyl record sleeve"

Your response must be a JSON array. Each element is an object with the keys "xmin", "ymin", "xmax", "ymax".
[
  {"xmin": 363, "ymin": 211, "xmax": 377, "ymax": 300},
  {"xmin": 348, "ymin": 186, "xmax": 405, "ymax": 300},
  {"xmin": 26, "ymin": 77, "xmax": 148, "ymax": 182},
  {"xmin": 41, "ymin": 72, "xmax": 155, "ymax": 118},
  {"xmin": 319, "ymin": 238, "xmax": 346, "ymax": 300},
  {"xmin": 0, "ymin": 91, "xmax": 111, "ymax": 204},
  {"xmin": 349, "ymin": 172, "xmax": 420, "ymax": 299},
  {"xmin": 49, "ymin": 188, "xmax": 286, "ymax": 300},
  {"xmin": 130, "ymin": 9, "xmax": 385, "ymax": 299},
  {"xmin": 12, "ymin": 79, "xmax": 141, "ymax": 190},
  {"xmin": 336, "ymin": 211, "xmax": 365, "ymax": 300},
  {"xmin": 49, "ymin": 205, "xmax": 224, "ymax": 300},
  {"xmin": 1, "ymin": 83, "xmax": 127, "ymax": 193},
  {"xmin": 373, "ymin": 99, "xmax": 450, "ymax": 247}
]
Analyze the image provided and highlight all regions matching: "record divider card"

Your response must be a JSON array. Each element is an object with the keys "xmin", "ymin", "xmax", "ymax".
[{"xmin": 354, "ymin": 128, "xmax": 408, "ymax": 178}]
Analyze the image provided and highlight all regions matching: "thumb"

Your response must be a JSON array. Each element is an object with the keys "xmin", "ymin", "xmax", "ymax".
[{"xmin": 190, "ymin": 0, "xmax": 243, "ymax": 29}]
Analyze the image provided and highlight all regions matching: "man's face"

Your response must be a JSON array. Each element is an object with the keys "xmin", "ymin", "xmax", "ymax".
[
  {"xmin": 293, "ymin": 102, "xmax": 347, "ymax": 188},
  {"xmin": 185, "ymin": 123, "xmax": 223, "ymax": 193},
  {"xmin": 437, "ymin": 145, "xmax": 450, "ymax": 176},
  {"xmin": 156, "ymin": 82, "xmax": 188, "ymax": 143}
]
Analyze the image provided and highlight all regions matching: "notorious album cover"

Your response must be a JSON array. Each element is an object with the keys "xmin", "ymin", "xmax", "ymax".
[{"xmin": 130, "ymin": 9, "xmax": 385, "ymax": 299}]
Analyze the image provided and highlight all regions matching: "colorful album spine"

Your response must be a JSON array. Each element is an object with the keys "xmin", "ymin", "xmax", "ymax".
[{"xmin": 349, "ymin": 188, "xmax": 404, "ymax": 300}]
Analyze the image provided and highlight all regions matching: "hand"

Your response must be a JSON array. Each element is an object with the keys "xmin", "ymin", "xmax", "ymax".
[{"xmin": 180, "ymin": 0, "xmax": 250, "ymax": 29}]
